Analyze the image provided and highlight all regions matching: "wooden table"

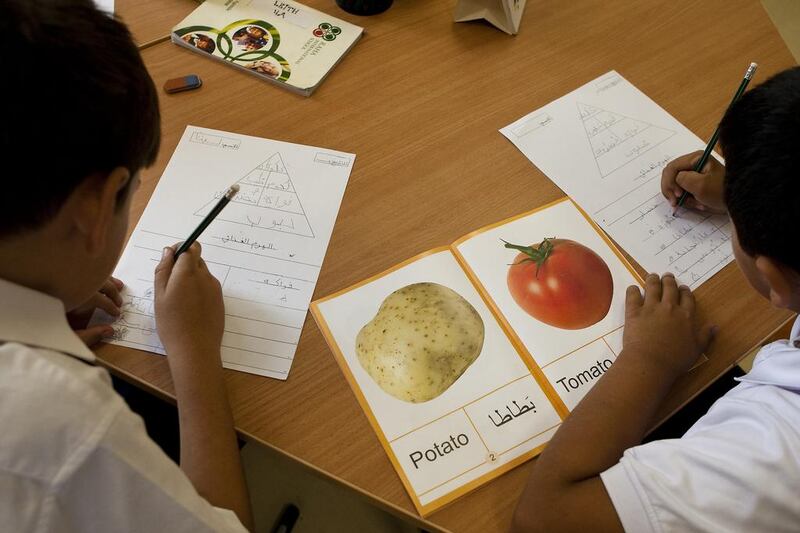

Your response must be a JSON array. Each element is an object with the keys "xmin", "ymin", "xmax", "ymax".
[
  {"xmin": 115, "ymin": 0, "xmax": 196, "ymax": 46},
  {"xmin": 97, "ymin": 1, "xmax": 797, "ymax": 531}
]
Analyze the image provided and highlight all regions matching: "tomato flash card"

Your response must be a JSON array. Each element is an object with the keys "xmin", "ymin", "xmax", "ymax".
[{"xmin": 310, "ymin": 198, "xmax": 642, "ymax": 515}]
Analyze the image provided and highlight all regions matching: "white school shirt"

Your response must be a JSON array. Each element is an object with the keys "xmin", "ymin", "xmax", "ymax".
[
  {"xmin": 0, "ymin": 278, "xmax": 247, "ymax": 532},
  {"xmin": 601, "ymin": 316, "xmax": 800, "ymax": 532}
]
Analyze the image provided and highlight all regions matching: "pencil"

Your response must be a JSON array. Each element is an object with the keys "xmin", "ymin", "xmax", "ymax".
[
  {"xmin": 673, "ymin": 62, "xmax": 757, "ymax": 216},
  {"xmin": 174, "ymin": 184, "xmax": 239, "ymax": 259}
]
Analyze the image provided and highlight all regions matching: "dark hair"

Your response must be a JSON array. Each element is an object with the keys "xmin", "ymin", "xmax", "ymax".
[
  {"xmin": 0, "ymin": 0, "xmax": 160, "ymax": 237},
  {"xmin": 720, "ymin": 66, "xmax": 800, "ymax": 271}
]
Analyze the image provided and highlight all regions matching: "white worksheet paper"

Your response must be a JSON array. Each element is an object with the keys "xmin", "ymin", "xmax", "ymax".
[
  {"xmin": 500, "ymin": 71, "xmax": 733, "ymax": 288},
  {"xmin": 94, "ymin": 126, "xmax": 354, "ymax": 379},
  {"xmin": 94, "ymin": 0, "xmax": 114, "ymax": 14}
]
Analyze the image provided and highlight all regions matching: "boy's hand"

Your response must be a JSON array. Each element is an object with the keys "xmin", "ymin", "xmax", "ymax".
[
  {"xmin": 67, "ymin": 276, "xmax": 124, "ymax": 346},
  {"xmin": 154, "ymin": 243, "xmax": 225, "ymax": 362},
  {"xmin": 661, "ymin": 151, "xmax": 727, "ymax": 214},
  {"xmin": 623, "ymin": 273, "xmax": 716, "ymax": 377}
]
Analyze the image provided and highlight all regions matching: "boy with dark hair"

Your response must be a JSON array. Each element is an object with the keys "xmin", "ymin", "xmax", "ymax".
[
  {"xmin": 512, "ymin": 66, "xmax": 800, "ymax": 532},
  {"xmin": 0, "ymin": 1, "xmax": 252, "ymax": 530}
]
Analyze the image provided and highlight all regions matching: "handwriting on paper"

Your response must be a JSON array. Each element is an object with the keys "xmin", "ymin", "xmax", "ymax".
[
  {"xmin": 216, "ymin": 233, "xmax": 278, "ymax": 251},
  {"xmin": 314, "ymin": 152, "xmax": 351, "ymax": 167},
  {"xmin": 595, "ymin": 73, "xmax": 622, "ymax": 93},
  {"xmin": 511, "ymin": 113, "xmax": 554, "ymax": 137},
  {"xmin": 90, "ymin": 125, "xmax": 354, "ymax": 380},
  {"xmin": 189, "ymin": 130, "xmax": 241, "ymax": 150},
  {"xmin": 272, "ymin": 1, "xmax": 315, "ymax": 28},
  {"xmin": 500, "ymin": 71, "xmax": 733, "ymax": 288}
]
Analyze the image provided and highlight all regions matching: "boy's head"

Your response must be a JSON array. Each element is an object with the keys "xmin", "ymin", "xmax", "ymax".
[
  {"xmin": 720, "ymin": 66, "xmax": 800, "ymax": 310},
  {"xmin": 0, "ymin": 0, "xmax": 160, "ymax": 309}
]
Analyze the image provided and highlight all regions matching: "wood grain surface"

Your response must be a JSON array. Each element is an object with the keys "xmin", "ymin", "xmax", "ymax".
[{"xmin": 116, "ymin": 0, "xmax": 196, "ymax": 46}]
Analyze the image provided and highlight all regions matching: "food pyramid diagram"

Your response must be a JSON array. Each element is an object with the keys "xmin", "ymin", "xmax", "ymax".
[
  {"xmin": 195, "ymin": 152, "xmax": 314, "ymax": 237},
  {"xmin": 577, "ymin": 102, "xmax": 675, "ymax": 177}
]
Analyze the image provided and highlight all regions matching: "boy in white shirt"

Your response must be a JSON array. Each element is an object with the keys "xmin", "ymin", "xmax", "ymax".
[
  {"xmin": 0, "ymin": 1, "xmax": 252, "ymax": 530},
  {"xmin": 512, "ymin": 67, "xmax": 800, "ymax": 532}
]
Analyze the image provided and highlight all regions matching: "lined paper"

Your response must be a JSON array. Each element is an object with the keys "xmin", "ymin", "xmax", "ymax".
[
  {"xmin": 501, "ymin": 71, "xmax": 732, "ymax": 288},
  {"xmin": 92, "ymin": 126, "xmax": 354, "ymax": 379}
]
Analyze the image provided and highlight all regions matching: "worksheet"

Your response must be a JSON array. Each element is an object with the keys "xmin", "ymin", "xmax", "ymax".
[
  {"xmin": 500, "ymin": 71, "xmax": 733, "ymax": 288},
  {"xmin": 92, "ymin": 126, "xmax": 354, "ymax": 379},
  {"xmin": 94, "ymin": 0, "xmax": 113, "ymax": 14}
]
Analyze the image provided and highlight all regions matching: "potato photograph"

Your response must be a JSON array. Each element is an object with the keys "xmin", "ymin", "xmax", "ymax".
[
  {"xmin": 504, "ymin": 238, "xmax": 613, "ymax": 330},
  {"xmin": 355, "ymin": 282, "xmax": 485, "ymax": 403}
]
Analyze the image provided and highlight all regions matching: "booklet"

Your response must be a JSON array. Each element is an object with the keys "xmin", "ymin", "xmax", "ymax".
[
  {"xmin": 310, "ymin": 198, "xmax": 642, "ymax": 515},
  {"xmin": 172, "ymin": 0, "xmax": 363, "ymax": 96}
]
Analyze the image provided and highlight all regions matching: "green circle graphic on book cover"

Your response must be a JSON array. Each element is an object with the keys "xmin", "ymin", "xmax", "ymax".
[
  {"xmin": 175, "ymin": 19, "xmax": 291, "ymax": 82},
  {"xmin": 313, "ymin": 23, "xmax": 342, "ymax": 42}
]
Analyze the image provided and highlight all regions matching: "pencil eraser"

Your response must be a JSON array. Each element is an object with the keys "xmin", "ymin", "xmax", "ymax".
[{"xmin": 163, "ymin": 75, "xmax": 202, "ymax": 94}]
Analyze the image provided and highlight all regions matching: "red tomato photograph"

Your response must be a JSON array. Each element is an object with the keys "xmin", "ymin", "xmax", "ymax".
[{"xmin": 503, "ymin": 238, "xmax": 613, "ymax": 330}]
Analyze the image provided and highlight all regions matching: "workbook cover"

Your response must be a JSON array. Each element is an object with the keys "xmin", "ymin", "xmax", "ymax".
[
  {"xmin": 172, "ymin": 0, "xmax": 363, "ymax": 96},
  {"xmin": 310, "ymin": 198, "xmax": 643, "ymax": 516}
]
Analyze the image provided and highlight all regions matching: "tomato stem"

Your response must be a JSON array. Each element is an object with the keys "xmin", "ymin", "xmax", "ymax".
[{"xmin": 502, "ymin": 238, "xmax": 555, "ymax": 277}]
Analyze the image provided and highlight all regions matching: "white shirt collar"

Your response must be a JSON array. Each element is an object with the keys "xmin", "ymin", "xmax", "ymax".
[
  {"xmin": 736, "ymin": 315, "xmax": 800, "ymax": 391},
  {"xmin": 0, "ymin": 278, "xmax": 94, "ymax": 363},
  {"xmin": 790, "ymin": 315, "xmax": 800, "ymax": 349}
]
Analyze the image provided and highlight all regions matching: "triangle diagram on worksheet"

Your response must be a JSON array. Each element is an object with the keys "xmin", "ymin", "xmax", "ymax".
[
  {"xmin": 195, "ymin": 153, "xmax": 314, "ymax": 238},
  {"xmin": 577, "ymin": 102, "xmax": 675, "ymax": 177}
]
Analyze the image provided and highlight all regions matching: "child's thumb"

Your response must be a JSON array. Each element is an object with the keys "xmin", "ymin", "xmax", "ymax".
[{"xmin": 675, "ymin": 170, "xmax": 704, "ymax": 194}]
